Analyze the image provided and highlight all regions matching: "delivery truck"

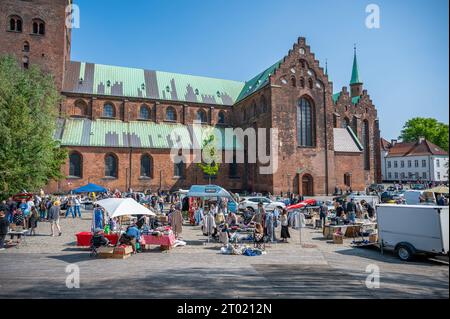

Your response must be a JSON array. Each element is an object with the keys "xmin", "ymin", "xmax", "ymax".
[{"xmin": 376, "ymin": 204, "xmax": 449, "ymax": 261}]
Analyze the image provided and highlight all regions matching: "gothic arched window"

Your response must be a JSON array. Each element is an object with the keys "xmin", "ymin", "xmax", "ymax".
[
  {"xmin": 140, "ymin": 105, "xmax": 150, "ymax": 120},
  {"xmin": 105, "ymin": 154, "xmax": 118, "ymax": 178},
  {"xmin": 69, "ymin": 152, "xmax": 82, "ymax": 178},
  {"xmin": 297, "ymin": 97, "xmax": 315, "ymax": 147},
  {"xmin": 197, "ymin": 109, "xmax": 207, "ymax": 123},
  {"xmin": 140, "ymin": 154, "xmax": 152, "ymax": 178},
  {"xmin": 218, "ymin": 111, "xmax": 225, "ymax": 124},
  {"xmin": 166, "ymin": 107, "xmax": 176, "ymax": 121}
]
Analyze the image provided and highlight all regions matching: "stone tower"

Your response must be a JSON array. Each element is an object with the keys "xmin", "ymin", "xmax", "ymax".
[{"xmin": 0, "ymin": 0, "xmax": 72, "ymax": 90}]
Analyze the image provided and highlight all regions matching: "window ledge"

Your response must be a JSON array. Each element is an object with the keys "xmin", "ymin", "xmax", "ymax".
[
  {"xmin": 138, "ymin": 177, "xmax": 152, "ymax": 180},
  {"xmin": 172, "ymin": 176, "xmax": 185, "ymax": 180},
  {"xmin": 102, "ymin": 177, "xmax": 117, "ymax": 180},
  {"xmin": 67, "ymin": 176, "xmax": 82, "ymax": 180},
  {"xmin": 6, "ymin": 30, "xmax": 22, "ymax": 33},
  {"xmin": 164, "ymin": 120, "xmax": 178, "ymax": 124}
]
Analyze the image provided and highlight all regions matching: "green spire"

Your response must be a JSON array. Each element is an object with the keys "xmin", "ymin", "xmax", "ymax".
[{"xmin": 350, "ymin": 45, "xmax": 362, "ymax": 85}]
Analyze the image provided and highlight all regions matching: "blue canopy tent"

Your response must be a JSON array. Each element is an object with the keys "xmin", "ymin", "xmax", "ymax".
[
  {"xmin": 72, "ymin": 183, "xmax": 107, "ymax": 194},
  {"xmin": 187, "ymin": 185, "xmax": 238, "ymax": 212}
]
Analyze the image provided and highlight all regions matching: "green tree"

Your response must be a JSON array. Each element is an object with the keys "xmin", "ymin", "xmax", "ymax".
[
  {"xmin": 197, "ymin": 130, "xmax": 220, "ymax": 184},
  {"xmin": 399, "ymin": 117, "xmax": 449, "ymax": 151},
  {"xmin": 0, "ymin": 56, "xmax": 67, "ymax": 199}
]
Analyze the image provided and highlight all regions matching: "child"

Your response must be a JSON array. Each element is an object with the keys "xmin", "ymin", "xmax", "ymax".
[{"xmin": 29, "ymin": 206, "xmax": 39, "ymax": 236}]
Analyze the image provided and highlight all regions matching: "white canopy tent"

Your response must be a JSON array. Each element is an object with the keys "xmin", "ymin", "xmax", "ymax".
[{"xmin": 96, "ymin": 198, "xmax": 156, "ymax": 218}]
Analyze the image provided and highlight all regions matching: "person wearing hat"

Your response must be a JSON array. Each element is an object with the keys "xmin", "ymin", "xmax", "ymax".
[{"xmin": 48, "ymin": 200, "xmax": 62, "ymax": 237}]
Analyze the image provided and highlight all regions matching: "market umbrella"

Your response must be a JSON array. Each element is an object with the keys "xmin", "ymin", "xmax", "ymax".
[
  {"xmin": 96, "ymin": 198, "xmax": 156, "ymax": 218},
  {"xmin": 286, "ymin": 198, "xmax": 317, "ymax": 211},
  {"xmin": 72, "ymin": 183, "xmax": 107, "ymax": 194},
  {"xmin": 427, "ymin": 186, "xmax": 449, "ymax": 194}
]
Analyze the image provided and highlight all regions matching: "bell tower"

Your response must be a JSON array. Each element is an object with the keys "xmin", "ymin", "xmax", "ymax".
[
  {"xmin": 350, "ymin": 45, "xmax": 363, "ymax": 98},
  {"xmin": 0, "ymin": 0, "xmax": 72, "ymax": 90}
]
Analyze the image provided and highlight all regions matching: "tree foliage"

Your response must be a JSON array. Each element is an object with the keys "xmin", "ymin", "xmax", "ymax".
[
  {"xmin": 0, "ymin": 56, "xmax": 67, "ymax": 199},
  {"xmin": 197, "ymin": 131, "xmax": 220, "ymax": 182},
  {"xmin": 399, "ymin": 117, "xmax": 449, "ymax": 151}
]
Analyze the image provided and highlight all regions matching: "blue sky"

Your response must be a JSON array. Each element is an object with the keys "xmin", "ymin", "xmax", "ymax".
[{"xmin": 71, "ymin": 0, "xmax": 449, "ymax": 140}]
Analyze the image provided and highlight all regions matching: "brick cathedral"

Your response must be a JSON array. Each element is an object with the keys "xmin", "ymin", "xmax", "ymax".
[{"xmin": 0, "ymin": 0, "xmax": 382, "ymax": 195}]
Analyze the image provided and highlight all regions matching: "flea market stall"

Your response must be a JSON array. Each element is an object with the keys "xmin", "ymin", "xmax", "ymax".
[{"xmin": 75, "ymin": 198, "xmax": 177, "ymax": 258}]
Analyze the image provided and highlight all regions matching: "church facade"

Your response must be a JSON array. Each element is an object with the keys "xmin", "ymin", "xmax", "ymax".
[{"xmin": 0, "ymin": 0, "xmax": 382, "ymax": 195}]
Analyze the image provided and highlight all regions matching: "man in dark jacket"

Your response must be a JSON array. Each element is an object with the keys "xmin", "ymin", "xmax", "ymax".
[{"xmin": 0, "ymin": 209, "xmax": 10, "ymax": 250}]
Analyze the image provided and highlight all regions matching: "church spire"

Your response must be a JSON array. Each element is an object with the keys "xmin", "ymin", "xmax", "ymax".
[
  {"xmin": 350, "ymin": 45, "xmax": 362, "ymax": 85},
  {"xmin": 350, "ymin": 45, "xmax": 363, "ymax": 98},
  {"xmin": 325, "ymin": 59, "xmax": 328, "ymax": 76}
]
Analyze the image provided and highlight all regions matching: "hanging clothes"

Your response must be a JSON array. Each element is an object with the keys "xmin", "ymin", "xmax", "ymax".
[
  {"xmin": 265, "ymin": 211, "xmax": 276, "ymax": 242},
  {"xmin": 194, "ymin": 208, "xmax": 204, "ymax": 226},
  {"xmin": 171, "ymin": 210, "xmax": 183, "ymax": 237},
  {"xmin": 203, "ymin": 212, "xmax": 216, "ymax": 236}
]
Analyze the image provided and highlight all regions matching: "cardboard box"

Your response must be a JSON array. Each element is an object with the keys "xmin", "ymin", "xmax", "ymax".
[
  {"xmin": 369, "ymin": 233, "xmax": 378, "ymax": 243},
  {"xmin": 333, "ymin": 234, "xmax": 344, "ymax": 244},
  {"xmin": 114, "ymin": 246, "xmax": 133, "ymax": 255},
  {"xmin": 98, "ymin": 246, "xmax": 115, "ymax": 258}
]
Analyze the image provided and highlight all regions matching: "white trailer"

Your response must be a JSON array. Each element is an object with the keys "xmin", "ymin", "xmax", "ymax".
[{"xmin": 376, "ymin": 204, "xmax": 449, "ymax": 261}]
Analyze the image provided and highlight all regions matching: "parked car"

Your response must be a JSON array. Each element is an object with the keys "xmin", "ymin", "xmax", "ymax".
[{"xmin": 238, "ymin": 196, "xmax": 286, "ymax": 212}]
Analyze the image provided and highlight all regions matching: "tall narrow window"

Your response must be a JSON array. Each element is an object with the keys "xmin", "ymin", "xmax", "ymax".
[
  {"xmin": 218, "ymin": 111, "xmax": 225, "ymax": 124},
  {"xmin": 140, "ymin": 105, "xmax": 150, "ymax": 120},
  {"xmin": 260, "ymin": 95, "xmax": 268, "ymax": 113},
  {"xmin": 300, "ymin": 77, "xmax": 305, "ymax": 88},
  {"xmin": 174, "ymin": 160, "xmax": 185, "ymax": 178},
  {"xmin": 104, "ymin": 154, "xmax": 118, "ymax": 178},
  {"xmin": 69, "ymin": 152, "xmax": 82, "ymax": 178},
  {"xmin": 229, "ymin": 156, "xmax": 238, "ymax": 178},
  {"xmin": 333, "ymin": 114, "xmax": 338, "ymax": 128},
  {"xmin": 33, "ymin": 22, "xmax": 38, "ymax": 34},
  {"xmin": 362, "ymin": 120, "xmax": 370, "ymax": 170},
  {"xmin": 297, "ymin": 97, "xmax": 315, "ymax": 147},
  {"xmin": 140, "ymin": 155, "xmax": 152, "ymax": 178},
  {"xmin": 308, "ymin": 78, "xmax": 314, "ymax": 89},
  {"xmin": 352, "ymin": 116, "xmax": 358, "ymax": 136},
  {"xmin": 291, "ymin": 77, "xmax": 297, "ymax": 87}
]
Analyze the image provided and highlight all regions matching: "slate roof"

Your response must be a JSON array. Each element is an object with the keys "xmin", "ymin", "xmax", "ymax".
[
  {"xmin": 386, "ymin": 139, "xmax": 448, "ymax": 157},
  {"xmin": 333, "ymin": 127, "xmax": 363, "ymax": 153},
  {"xmin": 55, "ymin": 118, "xmax": 244, "ymax": 151},
  {"xmin": 63, "ymin": 61, "xmax": 245, "ymax": 106}
]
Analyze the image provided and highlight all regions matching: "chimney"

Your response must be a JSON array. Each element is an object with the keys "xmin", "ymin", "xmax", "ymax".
[{"xmin": 391, "ymin": 139, "xmax": 397, "ymax": 146}]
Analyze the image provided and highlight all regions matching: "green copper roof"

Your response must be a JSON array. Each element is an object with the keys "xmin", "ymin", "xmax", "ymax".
[
  {"xmin": 236, "ymin": 60, "xmax": 282, "ymax": 103},
  {"xmin": 64, "ymin": 62, "xmax": 245, "ymax": 106},
  {"xmin": 351, "ymin": 96, "xmax": 361, "ymax": 105},
  {"xmin": 55, "ymin": 118, "xmax": 243, "ymax": 151},
  {"xmin": 332, "ymin": 92, "xmax": 361, "ymax": 105},
  {"xmin": 332, "ymin": 92, "xmax": 341, "ymax": 104},
  {"xmin": 350, "ymin": 50, "xmax": 362, "ymax": 85}
]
